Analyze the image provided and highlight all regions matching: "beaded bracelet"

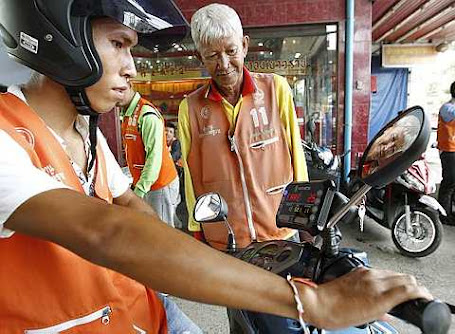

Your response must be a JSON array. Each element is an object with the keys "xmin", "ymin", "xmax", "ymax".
[{"xmin": 286, "ymin": 274, "xmax": 318, "ymax": 334}]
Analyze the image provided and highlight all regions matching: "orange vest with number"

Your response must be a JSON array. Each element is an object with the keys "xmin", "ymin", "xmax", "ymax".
[
  {"xmin": 187, "ymin": 73, "xmax": 294, "ymax": 250},
  {"xmin": 0, "ymin": 93, "xmax": 167, "ymax": 333},
  {"xmin": 121, "ymin": 96, "xmax": 177, "ymax": 189}
]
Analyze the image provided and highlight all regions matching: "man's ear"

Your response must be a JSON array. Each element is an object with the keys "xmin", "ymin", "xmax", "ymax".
[{"xmin": 242, "ymin": 35, "xmax": 250, "ymax": 57}]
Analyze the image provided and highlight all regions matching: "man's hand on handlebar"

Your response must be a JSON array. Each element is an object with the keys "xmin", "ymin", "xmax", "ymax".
[{"xmin": 298, "ymin": 267, "xmax": 432, "ymax": 329}]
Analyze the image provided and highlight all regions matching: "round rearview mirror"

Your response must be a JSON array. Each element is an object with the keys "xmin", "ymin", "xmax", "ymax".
[
  {"xmin": 359, "ymin": 106, "xmax": 430, "ymax": 188},
  {"xmin": 194, "ymin": 192, "xmax": 228, "ymax": 223}
]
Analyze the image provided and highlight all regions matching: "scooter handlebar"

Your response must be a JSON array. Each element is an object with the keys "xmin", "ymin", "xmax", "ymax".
[
  {"xmin": 389, "ymin": 298, "xmax": 451, "ymax": 334},
  {"xmin": 317, "ymin": 250, "xmax": 451, "ymax": 333}
]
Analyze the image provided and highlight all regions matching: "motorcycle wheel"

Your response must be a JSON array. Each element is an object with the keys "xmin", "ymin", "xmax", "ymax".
[{"xmin": 391, "ymin": 208, "xmax": 443, "ymax": 258}]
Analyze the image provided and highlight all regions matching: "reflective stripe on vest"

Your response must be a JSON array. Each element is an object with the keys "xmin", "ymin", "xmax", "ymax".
[
  {"xmin": 121, "ymin": 97, "xmax": 177, "ymax": 189},
  {"xmin": 0, "ymin": 93, "xmax": 168, "ymax": 333},
  {"xmin": 187, "ymin": 73, "xmax": 294, "ymax": 250}
]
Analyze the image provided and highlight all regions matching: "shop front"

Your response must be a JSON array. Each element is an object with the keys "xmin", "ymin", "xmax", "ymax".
[{"xmin": 101, "ymin": 0, "xmax": 372, "ymax": 169}]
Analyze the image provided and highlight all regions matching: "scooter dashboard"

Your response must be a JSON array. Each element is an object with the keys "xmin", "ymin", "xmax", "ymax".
[
  {"xmin": 233, "ymin": 240, "xmax": 320, "ymax": 278},
  {"xmin": 276, "ymin": 180, "xmax": 335, "ymax": 233}
]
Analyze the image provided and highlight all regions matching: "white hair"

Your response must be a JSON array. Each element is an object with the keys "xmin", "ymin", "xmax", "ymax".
[{"xmin": 190, "ymin": 4, "xmax": 243, "ymax": 51}]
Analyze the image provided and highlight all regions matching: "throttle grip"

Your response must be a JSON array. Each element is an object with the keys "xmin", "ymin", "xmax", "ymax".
[{"xmin": 389, "ymin": 299, "xmax": 451, "ymax": 334}]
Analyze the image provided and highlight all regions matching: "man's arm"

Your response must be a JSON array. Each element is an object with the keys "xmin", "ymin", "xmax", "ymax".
[
  {"xmin": 4, "ymin": 188, "xmax": 431, "ymax": 330},
  {"xmin": 178, "ymin": 99, "xmax": 201, "ymax": 232},
  {"xmin": 133, "ymin": 108, "xmax": 163, "ymax": 198},
  {"xmin": 274, "ymin": 74, "xmax": 309, "ymax": 182},
  {"xmin": 0, "ymin": 127, "xmax": 431, "ymax": 330}
]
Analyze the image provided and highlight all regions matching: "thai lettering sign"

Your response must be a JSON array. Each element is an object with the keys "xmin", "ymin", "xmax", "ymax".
[
  {"xmin": 134, "ymin": 56, "xmax": 310, "ymax": 81},
  {"xmin": 135, "ymin": 61, "xmax": 205, "ymax": 81},
  {"xmin": 245, "ymin": 58, "xmax": 309, "ymax": 74},
  {"xmin": 382, "ymin": 44, "xmax": 437, "ymax": 67}
]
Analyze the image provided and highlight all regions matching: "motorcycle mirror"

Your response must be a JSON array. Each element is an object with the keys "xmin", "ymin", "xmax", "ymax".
[
  {"xmin": 359, "ymin": 106, "xmax": 430, "ymax": 188},
  {"xmin": 194, "ymin": 192, "xmax": 228, "ymax": 223}
]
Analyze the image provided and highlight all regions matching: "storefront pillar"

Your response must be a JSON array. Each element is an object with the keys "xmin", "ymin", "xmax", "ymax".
[{"xmin": 343, "ymin": 0, "xmax": 355, "ymax": 181}]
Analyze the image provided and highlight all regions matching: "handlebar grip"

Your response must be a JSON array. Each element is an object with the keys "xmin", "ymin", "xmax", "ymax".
[{"xmin": 389, "ymin": 299, "xmax": 451, "ymax": 334}]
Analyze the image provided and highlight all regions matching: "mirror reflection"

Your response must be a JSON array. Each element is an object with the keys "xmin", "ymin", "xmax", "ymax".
[
  {"xmin": 194, "ymin": 193, "xmax": 222, "ymax": 222},
  {"xmin": 362, "ymin": 114, "xmax": 420, "ymax": 178}
]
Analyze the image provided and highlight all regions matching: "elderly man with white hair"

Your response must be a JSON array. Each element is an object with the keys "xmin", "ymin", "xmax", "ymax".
[{"xmin": 179, "ymin": 3, "xmax": 308, "ymax": 250}]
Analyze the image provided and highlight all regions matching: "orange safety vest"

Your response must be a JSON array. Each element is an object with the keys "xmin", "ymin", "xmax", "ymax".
[
  {"xmin": 437, "ymin": 114, "xmax": 455, "ymax": 152},
  {"xmin": 122, "ymin": 97, "xmax": 177, "ymax": 189},
  {"xmin": 0, "ymin": 93, "xmax": 167, "ymax": 333},
  {"xmin": 187, "ymin": 73, "xmax": 294, "ymax": 250}
]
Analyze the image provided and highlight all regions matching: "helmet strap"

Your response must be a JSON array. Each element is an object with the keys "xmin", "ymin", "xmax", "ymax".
[
  {"xmin": 86, "ymin": 114, "xmax": 99, "ymax": 173},
  {"xmin": 65, "ymin": 87, "xmax": 98, "ymax": 117},
  {"xmin": 65, "ymin": 87, "xmax": 99, "ymax": 174}
]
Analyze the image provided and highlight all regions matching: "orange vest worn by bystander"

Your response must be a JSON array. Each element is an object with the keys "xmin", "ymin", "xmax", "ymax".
[
  {"xmin": 437, "ymin": 115, "xmax": 455, "ymax": 152},
  {"xmin": 0, "ymin": 93, "xmax": 167, "ymax": 333},
  {"xmin": 122, "ymin": 97, "xmax": 177, "ymax": 190},
  {"xmin": 187, "ymin": 73, "xmax": 294, "ymax": 250}
]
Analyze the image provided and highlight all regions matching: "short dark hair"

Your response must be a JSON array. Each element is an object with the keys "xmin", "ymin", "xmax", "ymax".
[
  {"xmin": 166, "ymin": 122, "xmax": 176, "ymax": 130},
  {"xmin": 451, "ymin": 81, "xmax": 455, "ymax": 98}
]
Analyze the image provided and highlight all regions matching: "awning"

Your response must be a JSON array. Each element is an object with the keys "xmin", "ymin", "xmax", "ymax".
[{"xmin": 373, "ymin": 0, "xmax": 455, "ymax": 51}]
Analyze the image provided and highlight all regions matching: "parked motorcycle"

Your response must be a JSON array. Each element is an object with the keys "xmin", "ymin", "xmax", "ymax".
[
  {"xmin": 302, "ymin": 139, "xmax": 342, "ymax": 188},
  {"xmin": 193, "ymin": 106, "xmax": 453, "ymax": 334},
  {"xmin": 348, "ymin": 140, "xmax": 445, "ymax": 258},
  {"xmin": 302, "ymin": 117, "xmax": 346, "ymax": 189}
]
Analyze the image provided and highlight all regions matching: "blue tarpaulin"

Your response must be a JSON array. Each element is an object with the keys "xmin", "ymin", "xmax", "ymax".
[{"xmin": 369, "ymin": 56, "xmax": 408, "ymax": 141}]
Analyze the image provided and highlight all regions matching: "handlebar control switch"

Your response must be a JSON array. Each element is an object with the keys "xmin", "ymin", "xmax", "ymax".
[{"xmin": 389, "ymin": 299, "xmax": 452, "ymax": 334}]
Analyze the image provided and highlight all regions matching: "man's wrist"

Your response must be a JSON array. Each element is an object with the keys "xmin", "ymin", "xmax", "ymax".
[{"xmin": 296, "ymin": 281, "xmax": 318, "ymax": 326}]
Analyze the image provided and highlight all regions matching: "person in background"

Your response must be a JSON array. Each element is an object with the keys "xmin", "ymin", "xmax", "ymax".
[
  {"xmin": 437, "ymin": 81, "xmax": 455, "ymax": 225},
  {"xmin": 120, "ymin": 89, "xmax": 201, "ymax": 332},
  {"xmin": 165, "ymin": 122, "xmax": 182, "ymax": 166},
  {"xmin": 165, "ymin": 122, "xmax": 185, "ymax": 229},
  {"xmin": 178, "ymin": 3, "xmax": 308, "ymax": 249},
  {"xmin": 121, "ymin": 85, "xmax": 180, "ymax": 227}
]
